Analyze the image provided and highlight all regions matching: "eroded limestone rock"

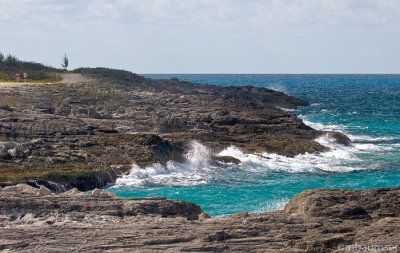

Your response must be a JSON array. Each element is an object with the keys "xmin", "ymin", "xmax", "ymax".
[
  {"xmin": 36, "ymin": 186, "xmax": 53, "ymax": 196},
  {"xmin": 92, "ymin": 188, "xmax": 117, "ymax": 198},
  {"xmin": 1, "ymin": 185, "xmax": 399, "ymax": 252}
]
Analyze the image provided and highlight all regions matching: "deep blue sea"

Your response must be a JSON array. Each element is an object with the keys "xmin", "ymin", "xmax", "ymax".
[{"xmin": 106, "ymin": 74, "xmax": 400, "ymax": 217}]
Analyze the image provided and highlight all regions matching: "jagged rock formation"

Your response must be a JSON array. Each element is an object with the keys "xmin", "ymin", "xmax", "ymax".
[
  {"xmin": 0, "ymin": 69, "xmax": 349, "ymax": 190},
  {"xmin": 1, "ymin": 184, "xmax": 399, "ymax": 252}
]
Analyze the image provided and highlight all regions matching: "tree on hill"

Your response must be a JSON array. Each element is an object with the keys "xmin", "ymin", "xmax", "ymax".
[
  {"xmin": 62, "ymin": 53, "xmax": 69, "ymax": 71},
  {"xmin": 0, "ymin": 52, "xmax": 4, "ymax": 62},
  {"xmin": 5, "ymin": 54, "xmax": 18, "ymax": 64}
]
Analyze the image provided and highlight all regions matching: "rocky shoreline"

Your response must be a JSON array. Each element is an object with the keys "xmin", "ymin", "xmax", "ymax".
[
  {"xmin": 0, "ymin": 68, "xmax": 348, "ymax": 191},
  {"xmin": 1, "ymin": 184, "xmax": 399, "ymax": 252},
  {"xmin": 0, "ymin": 69, "xmax": 398, "ymax": 252}
]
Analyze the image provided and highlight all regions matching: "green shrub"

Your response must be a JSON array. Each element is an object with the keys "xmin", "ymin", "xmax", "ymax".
[
  {"xmin": 5, "ymin": 54, "xmax": 18, "ymax": 64},
  {"xmin": 0, "ymin": 71, "xmax": 9, "ymax": 81},
  {"xmin": 0, "ymin": 52, "xmax": 63, "ymax": 83},
  {"xmin": 73, "ymin": 67, "xmax": 144, "ymax": 83},
  {"xmin": 9, "ymin": 96, "xmax": 17, "ymax": 106}
]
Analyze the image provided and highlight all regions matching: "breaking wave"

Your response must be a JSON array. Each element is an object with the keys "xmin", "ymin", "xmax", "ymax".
[
  {"xmin": 299, "ymin": 115, "xmax": 398, "ymax": 144},
  {"xmin": 114, "ymin": 107, "xmax": 398, "ymax": 189},
  {"xmin": 266, "ymin": 83, "xmax": 287, "ymax": 93},
  {"xmin": 124, "ymin": 73, "xmax": 400, "ymax": 218},
  {"xmin": 115, "ymin": 141, "xmax": 217, "ymax": 187},
  {"xmin": 299, "ymin": 116, "xmax": 347, "ymax": 132},
  {"xmin": 115, "ymin": 131, "xmax": 395, "ymax": 188},
  {"xmin": 278, "ymin": 107, "xmax": 297, "ymax": 112}
]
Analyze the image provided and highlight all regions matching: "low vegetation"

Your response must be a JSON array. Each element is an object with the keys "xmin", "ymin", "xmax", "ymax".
[
  {"xmin": 73, "ymin": 67, "xmax": 145, "ymax": 83},
  {"xmin": 0, "ymin": 51, "xmax": 62, "ymax": 82}
]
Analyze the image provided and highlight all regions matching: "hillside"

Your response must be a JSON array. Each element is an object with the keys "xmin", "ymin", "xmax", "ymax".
[{"xmin": 0, "ymin": 52, "xmax": 61, "ymax": 82}]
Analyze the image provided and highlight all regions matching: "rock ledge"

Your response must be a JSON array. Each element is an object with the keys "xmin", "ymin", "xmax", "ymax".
[{"xmin": 1, "ymin": 184, "xmax": 399, "ymax": 252}]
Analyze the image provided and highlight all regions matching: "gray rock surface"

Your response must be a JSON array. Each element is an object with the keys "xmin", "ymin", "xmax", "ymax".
[
  {"xmin": 1, "ymin": 185, "xmax": 399, "ymax": 252},
  {"xmin": 0, "ymin": 69, "xmax": 345, "ymax": 191},
  {"xmin": 91, "ymin": 188, "xmax": 118, "ymax": 198},
  {"xmin": 36, "ymin": 186, "xmax": 53, "ymax": 196}
]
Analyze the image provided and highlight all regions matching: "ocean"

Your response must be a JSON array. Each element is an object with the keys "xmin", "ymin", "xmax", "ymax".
[{"xmin": 106, "ymin": 74, "xmax": 400, "ymax": 217}]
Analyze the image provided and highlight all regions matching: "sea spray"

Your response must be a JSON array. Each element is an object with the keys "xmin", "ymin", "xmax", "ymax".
[
  {"xmin": 110, "ymin": 74, "xmax": 400, "ymax": 217},
  {"xmin": 218, "ymin": 140, "xmax": 360, "ymax": 174},
  {"xmin": 184, "ymin": 140, "xmax": 211, "ymax": 168},
  {"xmin": 116, "ymin": 133, "xmax": 389, "ymax": 190},
  {"xmin": 115, "ymin": 141, "xmax": 214, "ymax": 187},
  {"xmin": 111, "ymin": 133, "xmax": 399, "ymax": 217}
]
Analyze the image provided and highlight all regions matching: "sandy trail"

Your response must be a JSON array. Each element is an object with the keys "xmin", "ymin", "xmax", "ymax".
[
  {"xmin": 0, "ymin": 73, "xmax": 91, "ymax": 88},
  {"xmin": 57, "ymin": 73, "xmax": 92, "ymax": 84},
  {"xmin": 0, "ymin": 82, "xmax": 37, "ymax": 88}
]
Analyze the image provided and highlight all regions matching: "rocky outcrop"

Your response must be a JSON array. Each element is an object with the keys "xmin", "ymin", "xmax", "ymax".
[
  {"xmin": 0, "ymin": 184, "xmax": 205, "ymax": 221},
  {"xmin": 0, "ymin": 68, "xmax": 346, "ymax": 190},
  {"xmin": 326, "ymin": 132, "xmax": 351, "ymax": 146},
  {"xmin": 285, "ymin": 187, "xmax": 400, "ymax": 219},
  {"xmin": 1, "ymin": 185, "xmax": 399, "ymax": 252},
  {"xmin": 0, "ymin": 141, "xmax": 32, "ymax": 159}
]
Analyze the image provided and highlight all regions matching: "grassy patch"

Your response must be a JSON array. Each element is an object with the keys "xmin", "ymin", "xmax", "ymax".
[
  {"xmin": 73, "ymin": 67, "xmax": 145, "ymax": 83},
  {"xmin": 0, "ymin": 72, "xmax": 62, "ymax": 83},
  {"xmin": 0, "ymin": 54, "xmax": 63, "ymax": 82}
]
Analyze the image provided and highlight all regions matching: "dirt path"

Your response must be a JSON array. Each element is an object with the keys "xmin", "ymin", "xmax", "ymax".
[
  {"xmin": 0, "ymin": 82, "xmax": 31, "ymax": 88},
  {"xmin": 58, "ymin": 73, "xmax": 92, "ymax": 84},
  {"xmin": 0, "ymin": 73, "xmax": 92, "ymax": 88}
]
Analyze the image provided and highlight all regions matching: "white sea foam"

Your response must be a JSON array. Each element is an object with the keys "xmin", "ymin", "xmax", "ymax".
[
  {"xmin": 300, "ymin": 116, "xmax": 397, "ymax": 146},
  {"xmin": 115, "ymin": 116, "xmax": 397, "ymax": 188},
  {"xmin": 115, "ymin": 141, "xmax": 215, "ymax": 187},
  {"xmin": 219, "ymin": 130, "xmax": 398, "ymax": 174},
  {"xmin": 252, "ymin": 198, "xmax": 291, "ymax": 214},
  {"xmin": 299, "ymin": 116, "xmax": 347, "ymax": 132},
  {"xmin": 346, "ymin": 134, "xmax": 397, "ymax": 143},
  {"xmin": 277, "ymin": 107, "xmax": 297, "ymax": 112},
  {"xmin": 267, "ymin": 84, "xmax": 287, "ymax": 93},
  {"xmin": 218, "ymin": 137, "xmax": 364, "ymax": 174}
]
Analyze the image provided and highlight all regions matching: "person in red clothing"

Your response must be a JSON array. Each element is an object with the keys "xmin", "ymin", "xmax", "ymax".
[{"xmin": 15, "ymin": 73, "xmax": 20, "ymax": 82}]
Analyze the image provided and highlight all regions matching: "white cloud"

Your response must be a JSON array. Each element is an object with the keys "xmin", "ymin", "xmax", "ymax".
[
  {"xmin": 241, "ymin": 0, "xmax": 400, "ymax": 30},
  {"xmin": 1, "ymin": 0, "xmax": 400, "ymax": 73},
  {"xmin": 0, "ymin": 0, "xmax": 75, "ymax": 31},
  {"xmin": 1, "ymin": 0, "xmax": 400, "ymax": 30},
  {"xmin": 95, "ymin": 0, "xmax": 400, "ymax": 34},
  {"xmin": 88, "ymin": 0, "xmax": 120, "ymax": 19}
]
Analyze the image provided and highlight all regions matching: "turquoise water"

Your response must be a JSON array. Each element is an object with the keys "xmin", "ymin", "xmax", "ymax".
[{"xmin": 107, "ymin": 74, "xmax": 400, "ymax": 217}]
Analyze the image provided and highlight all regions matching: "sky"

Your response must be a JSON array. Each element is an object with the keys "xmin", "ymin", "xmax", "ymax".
[{"xmin": 1, "ymin": 0, "xmax": 400, "ymax": 73}]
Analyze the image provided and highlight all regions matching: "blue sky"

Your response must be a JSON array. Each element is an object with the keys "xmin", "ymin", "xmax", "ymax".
[{"xmin": 1, "ymin": 0, "xmax": 400, "ymax": 73}]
